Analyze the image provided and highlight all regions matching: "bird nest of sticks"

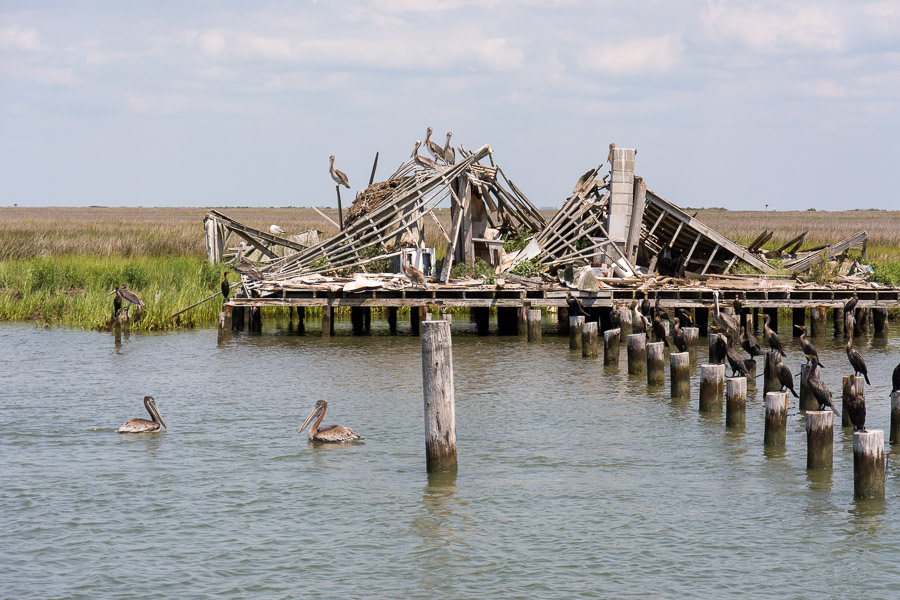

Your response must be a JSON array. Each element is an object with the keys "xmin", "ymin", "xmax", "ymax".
[{"xmin": 344, "ymin": 179, "xmax": 403, "ymax": 228}]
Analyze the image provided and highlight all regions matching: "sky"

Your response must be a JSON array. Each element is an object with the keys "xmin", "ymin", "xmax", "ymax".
[{"xmin": 1, "ymin": 0, "xmax": 899, "ymax": 210}]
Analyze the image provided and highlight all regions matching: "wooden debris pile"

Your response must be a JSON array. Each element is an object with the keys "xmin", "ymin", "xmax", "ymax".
[{"xmin": 344, "ymin": 179, "xmax": 402, "ymax": 228}]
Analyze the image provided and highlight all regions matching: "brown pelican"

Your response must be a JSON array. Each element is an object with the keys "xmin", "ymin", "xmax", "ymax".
[
  {"xmin": 846, "ymin": 375, "xmax": 866, "ymax": 431},
  {"xmin": 269, "ymin": 224, "xmax": 285, "ymax": 235},
  {"xmin": 443, "ymin": 131, "xmax": 455, "ymax": 165},
  {"xmin": 607, "ymin": 142, "xmax": 615, "ymax": 164},
  {"xmin": 652, "ymin": 316, "xmax": 669, "ymax": 347},
  {"xmin": 298, "ymin": 400, "xmax": 363, "ymax": 442},
  {"xmin": 424, "ymin": 127, "xmax": 445, "ymax": 163},
  {"xmin": 846, "ymin": 336, "xmax": 870, "ymax": 384},
  {"xmin": 610, "ymin": 301, "xmax": 622, "ymax": 329},
  {"xmin": 329, "ymin": 155, "xmax": 350, "ymax": 188},
  {"xmin": 411, "ymin": 141, "xmax": 438, "ymax": 170},
  {"xmin": 566, "ymin": 291, "xmax": 589, "ymax": 318},
  {"xmin": 794, "ymin": 325, "xmax": 823, "ymax": 366},
  {"xmin": 403, "ymin": 263, "xmax": 428, "ymax": 289},
  {"xmin": 117, "ymin": 396, "xmax": 167, "ymax": 433},
  {"xmin": 774, "ymin": 353, "xmax": 799, "ymax": 398},
  {"xmin": 672, "ymin": 317, "xmax": 687, "ymax": 352},
  {"xmin": 763, "ymin": 313, "xmax": 787, "ymax": 356},
  {"xmin": 740, "ymin": 325, "xmax": 764, "ymax": 358},
  {"xmin": 221, "ymin": 273, "xmax": 230, "ymax": 299},
  {"xmin": 233, "ymin": 243, "xmax": 263, "ymax": 281},
  {"xmin": 806, "ymin": 355, "xmax": 839, "ymax": 415},
  {"xmin": 108, "ymin": 285, "xmax": 143, "ymax": 318},
  {"xmin": 712, "ymin": 290, "xmax": 739, "ymax": 342}
]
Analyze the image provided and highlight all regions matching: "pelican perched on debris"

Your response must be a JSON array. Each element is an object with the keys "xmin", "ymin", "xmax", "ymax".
[
  {"xmin": 712, "ymin": 290, "xmax": 739, "ymax": 342},
  {"xmin": 425, "ymin": 127, "xmax": 445, "ymax": 163},
  {"xmin": 411, "ymin": 141, "xmax": 438, "ymax": 170},
  {"xmin": 443, "ymin": 131, "xmax": 455, "ymax": 165},
  {"xmin": 233, "ymin": 242, "xmax": 263, "ymax": 281},
  {"xmin": 117, "ymin": 396, "xmax": 167, "ymax": 433},
  {"xmin": 108, "ymin": 285, "xmax": 143, "ymax": 318},
  {"xmin": 298, "ymin": 400, "xmax": 363, "ymax": 442},
  {"xmin": 329, "ymin": 155, "xmax": 350, "ymax": 188},
  {"xmin": 403, "ymin": 263, "xmax": 428, "ymax": 289}
]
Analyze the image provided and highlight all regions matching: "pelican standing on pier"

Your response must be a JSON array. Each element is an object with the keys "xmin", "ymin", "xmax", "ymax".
[
  {"xmin": 443, "ymin": 131, "xmax": 455, "ymax": 165},
  {"xmin": 411, "ymin": 141, "xmax": 438, "ymax": 170},
  {"xmin": 233, "ymin": 242, "xmax": 263, "ymax": 281},
  {"xmin": 403, "ymin": 263, "xmax": 428, "ymax": 289},
  {"xmin": 424, "ymin": 127, "xmax": 445, "ymax": 163},
  {"xmin": 108, "ymin": 285, "xmax": 143, "ymax": 318},
  {"xmin": 298, "ymin": 400, "xmax": 363, "ymax": 442},
  {"xmin": 712, "ymin": 290, "xmax": 739, "ymax": 342},
  {"xmin": 117, "ymin": 396, "xmax": 167, "ymax": 433},
  {"xmin": 329, "ymin": 155, "xmax": 350, "ymax": 188}
]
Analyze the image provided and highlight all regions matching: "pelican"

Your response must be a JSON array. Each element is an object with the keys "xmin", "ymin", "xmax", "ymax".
[
  {"xmin": 672, "ymin": 317, "xmax": 687, "ymax": 352},
  {"xmin": 298, "ymin": 400, "xmax": 363, "ymax": 442},
  {"xmin": 794, "ymin": 325, "xmax": 823, "ymax": 366},
  {"xmin": 329, "ymin": 155, "xmax": 350, "ymax": 189},
  {"xmin": 607, "ymin": 142, "xmax": 616, "ymax": 164},
  {"xmin": 108, "ymin": 285, "xmax": 143, "ymax": 318},
  {"xmin": 270, "ymin": 224, "xmax": 285, "ymax": 235},
  {"xmin": 233, "ymin": 243, "xmax": 263, "ymax": 281},
  {"xmin": 424, "ymin": 127, "xmax": 445, "ymax": 163},
  {"xmin": 806, "ymin": 355, "xmax": 839, "ymax": 415},
  {"xmin": 403, "ymin": 263, "xmax": 428, "ymax": 289},
  {"xmin": 117, "ymin": 396, "xmax": 166, "ymax": 433},
  {"xmin": 411, "ymin": 141, "xmax": 438, "ymax": 170},
  {"xmin": 846, "ymin": 375, "xmax": 867, "ymax": 432},
  {"xmin": 846, "ymin": 336, "xmax": 870, "ymax": 384},
  {"xmin": 763, "ymin": 313, "xmax": 787, "ymax": 356},
  {"xmin": 443, "ymin": 131, "xmax": 455, "ymax": 165},
  {"xmin": 740, "ymin": 325, "xmax": 764, "ymax": 358},
  {"xmin": 221, "ymin": 273, "xmax": 230, "ymax": 300},
  {"xmin": 712, "ymin": 290, "xmax": 739, "ymax": 342}
]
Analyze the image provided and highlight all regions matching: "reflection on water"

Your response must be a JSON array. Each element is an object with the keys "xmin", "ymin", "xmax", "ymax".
[{"xmin": 1, "ymin": 318, "xmax": 899, "ymax": 598}]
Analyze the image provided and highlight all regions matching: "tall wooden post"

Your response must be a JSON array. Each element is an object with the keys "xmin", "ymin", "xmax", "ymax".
[
  {"xmin": 582, "ymin": 321, "xmax": 598, "ymax": 358},
  {"xmin": 891, "ymin": 392, "xmax": 900, "ymax": 445},
  {"xmin": 683, "ymin": 326, "xmax": 699, "ymax": 364},
  {"xmin": 806, "ymin": 410, "xmax": 833, "ymax": 470},
  {"xmin": 518, "ymin": 305, "xmax": 528, "ymax": 336},
  {"xmin": 752, "ymin": 307, "xmax": 760, "ymax": 334},
  {"xmin": 321, "ymin": 305, "xmax": 333, "ymax": 337},
  {"xmin": 833, "ymin": 307, "xmax": 844, "ymax": 337},
  {"xmin": 799, "ymin": 363, "xmax": 817, "ymax": 412},
  {"xmin": 335, "ymin": 186, "xmax": 344, "ymax": 230},
  {"xmin": 670, "ymin": 352, "xmax": 691, "ymax": 398},
  {"xmin": 296, "ymin": 306, "xmax": 305, "ymax": 334},
  {"xmin": 387, "ymin": 307, "xmax": 398, "ymax": 334},
  {"xmin": 792, "ymin": 308, "xmax": 805, "ymax": 336},
  {"xmin": 841, "ymin": 376, "xmax": 865, "ymax": 428},
  {"xmin": 526, "ymin": 309, "xmax": 542, "ymax": 342},
  {"xmin": 497, "ymin": 306, "xmax": 519, "ymax": 335},
  {"xmin": 764, "ymin": 391, "xmax": 788, "ymax": 446},
  {"xmin": 647, "ymin": 341, "xmax": 665, "ymax": 386},
  {"xmin": 853, "ymin": 430, "xmax": 885, "ymax": 499},
  {"xmin": 699, "ymin": 364, "xmax": 725, "ymax": 412},
  {"xmin": 708, "ymin": 334, "xmax": 719, "ymax": 364},
  {"xmin": 695, "ymin": 307, "xmax": 709, "ymax": 336},
  {"xmin": 232, "ymin": 305, "xmax": 245, "ymax": 332},
  {"xmin": 627, "ymin": 333, "xmax": 647, "ymax": 375},
  {"xmin": 557, "ymin": 306, "xmax": 569, "ymax": 335},
  {"xmin": 726, "ymin": 377, "xmax": 747, "ymax": 427},
  {"xmin": 422, "ymin": 320, "xmax": 457, "ymax": 474},
  {"xmin": 603, "ymin": 327, "xmax": 621, "ymax": 366},
  {"xmin": 569, "ymin": 316, "xmax": 586, "ymax": 351},
  {"xmin": 872, "ymin": 307, "xmax": 888, "ymax": 335},
  {"xmin": 363, "ymin": 307, "xmax": 371, "ymax": 334},
  {"xmin": 743, "ymin": 359, "xmax": 757, "ymax": 387},
  {"xmin": 763, "ymin": 351, "xmax": 780, "ymax": 395},
  {"xmin": 351, "ymin": 306, "xmax": 365, "ymax": 335},
  {"xmin": 472, "ymin": 306, "xmax": 490, "ymax": 335}
]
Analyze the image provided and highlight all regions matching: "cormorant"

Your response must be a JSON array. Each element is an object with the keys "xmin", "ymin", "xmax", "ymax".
[
  {"xmin": 794, "ymin": 325, "xmax": 823, "ymax": 366},
  {"xmin": 775, "ymin": 355, "xmax": 799, "ymax": 398},
  {"xmin": 844, "ymin": 293, "xmax": 858, "ymax": 315},
  {"xmin": 112, "ymin": 291, "xmax": 122, "ymax": 319},
  {"xmin": 610, "ymin": 302, "xmax": 622, "ymax": 329},
  {"xmin": 846, "ymin": 375, "xmax": 866, "ymax": 432},
  {"xmin": 672, "ymin": 317, "xmax": 687, "ymax": 353},
  {"xmin": 298, "ymin": 400, "xmax": 363, "ymax": 442},
  {"xmin": 712, "ymin": 331, "xmax": 728, "ymax": 365},
  {"xmin": 740, "ymin": 325, "xmax": 764, "ymax": 358},
  {"xmin": 846, "ymin": 336, "xmax": 870, "ymax": 385},
  {"xmin": 652, "ymin": 316, "xmax": 669, "ymax": 347},
  {"xmin": 806, "ymin": 355, "xmax": 839, "ymax": 415},
  {"xmin": 221, "ymin": 273, "xmax": 230, "ymax": 300},
  {"xmin": 676, "ymin": 307, "xmax": 693, "ymax": 328},
  {"xmin": 844, "ymin": 310, "xmax": 855, "ymax": 337},
  {"xmin": 655, "ymin": 295, "xmax": 669, "ymax": 321},
  {"xmin": 641, "ymin": 294, "xmax": 651, "ymax": 319},
  {"xmin": 566, "ymin": 291, "xmax": 589, "ymax": 318},
  {"xmin": 329, "ymin": 155, "xmax": 350, "ymax": 188},
  {"xmin": 631, "ymin": 300, "xmax": 646, "ymax": 333},
  {"xmin": 763, "ymin": 313, "xmax": 787, "ymax": 355},
  {"xmin": 723, "ymin": 334, "xmax": 750, "ymax": 378}
]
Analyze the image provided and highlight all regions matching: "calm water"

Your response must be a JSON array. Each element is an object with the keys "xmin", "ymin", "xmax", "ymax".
[{"xmin": 2, "ymin": 316, "xmax": 899, "ymax": 599}]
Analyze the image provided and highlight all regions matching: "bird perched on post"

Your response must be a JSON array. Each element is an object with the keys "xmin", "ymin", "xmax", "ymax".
[
  {"xmin": 676, "ymin": 307, "xmax": 693, "ymax": 328},
  {"xmin": 411, "ymin": 140, "xmax": 438, "ymax": 170},
  {"xmin": 763, "ymin": 313, "xmax": 787, "ymax": 356},
  {"xmin": 329, "ymin": 155, "xmax": 350, "ymax": 189},
  {"xmin": 607, "ymin": 142, "xmax": 616, "ymax": 164},
  {"xmin": 221, "ymin": 273, "xmax": 230, "ymax": 300},
  {"xmin": 652, "ymin": 316, "xmax": 669, "ymax": 347},
  {"xmin": 108, "ymin": 284, "xmax": 143, "ymax": 319},
  {"xmin": 424, "ymin": 126, "xmax": 445, "ymax": 163},
  {"xmin": 712, "ymin": 330, "xmax": 728, "ymax": 365},
  {"xmin": 654, "ymin": 295, "xmax": 668, "ymax": 321},
  {"xmin": 740, "ymin": 326, "xmax": 764, "ymax": 359},
  {"xmin": 846, "ymin": 336, "xmax": 870, "ymax": 385},
  {"xmin": 843, "ymin": 294, "xmax": 857, "ymax": 336},
  {"xmin": 795, "ymin": 325, "xmax": 823, "ymax": 366},
  {"xmin": 443, "ymin": 131, "xmax": 455, "ymax": 165},
  {"xmin": 774, "ymin": 352, "xmax": 799, "ymax": 398},
  {"xmin": 566, "ymin": 291, "xmax": 589, "ymax": 318},
  {"xmin": 672, "ymin": 317, "xmax": 687, "ymax": 352},
  {"xmin": 403, "ymin": 262, "xmax": 428, "ymax": 289},
  {"xmin": 712, "ymin": 290, "xmax": 739, "ymax": 343},
  {"xmin": 846, "ymin": 375, "xmax": 867, "ymax": 432},
  {"xmin": 631, "ymin": 300, "xmax": 646, "ymax": 333},
  {"xmin": 723, "ymin": 334, "xmax": 751, "ymax": 378},
  {"xmin": 806, "ymin": 355, "xmax": 839, "ymax": 415}
]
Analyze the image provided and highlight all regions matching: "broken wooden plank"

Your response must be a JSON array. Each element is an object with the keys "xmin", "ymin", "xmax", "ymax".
[{"xmin": 784, "ymin": 231, "xmax": 868, "ymax": 273}]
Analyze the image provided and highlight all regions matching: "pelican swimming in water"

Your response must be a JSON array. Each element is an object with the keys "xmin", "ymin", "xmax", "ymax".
[
  {"xmin": 298, "ymin": 400, "xmax": 363, "ymax": 442},
  {"xmin": 329, "ymin": 155, "xmax": 350, "ymax": 189},
  {"xmin": 117, "ymin": 396, "xmax": 167, "ymax": 433},
  {"xmin": 108, "ymin": 284, "xmax": 143, "ymax": 318}
]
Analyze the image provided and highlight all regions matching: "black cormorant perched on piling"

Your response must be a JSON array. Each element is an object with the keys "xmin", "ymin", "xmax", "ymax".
[
  {"xmin": 631, "ymin": 300, "xmax": 646, "ymax": 333},
  {"xmin": 843, "ymin": 294, "xmax": 858, "ymax": 336},
  {"xmin": 740, "ymin": 326, "xmax": 764, "ymax": 358},
  {"xmin": 673, "ymin": 317, "xmax": 687, "ymax": 352},
  {"xmin": 676, "ymin": 307, "xmax": 693, "ymax": 327},
  {"xmin": 846, "ymin": 336, "xmax": 870, "ymax": 384},
  {"xmin": 763, "ymin": 313, "xmax": 787, "ymax": 355},
  {"xmin": 712, "ymin": 331, "xmax": 728, "ymax": 365},
  {"xmin": 846, "ymin": 375, "xmax": 867, "ymax": 431},
  {"xmin": 893, "ymin": 360, "xmax": 900, "ymax": 394},
  {"xmin": 654, "ymin": 295, "xmax": 668, "ymax": 321},
  {"xmin": 221, "ymin": 273, "xmax": 230, "ymax": 300},
  {"xmin": 795, "ymin": 325, "xmax": 823, "ymax": 366},
  {"xmin": 723, "ymin": 334, "xmax": 751, "ymax": 378},
  {"xmin": 652, "ymin": 316, "xmax": 669, "ymax": 347},
  {"xmin": 805, "ymin": 355, "xmax": 839, "ymax": 415},
  {"xmin": 774, "ymin": 353, "xmax": 799, "ymax": 398}
]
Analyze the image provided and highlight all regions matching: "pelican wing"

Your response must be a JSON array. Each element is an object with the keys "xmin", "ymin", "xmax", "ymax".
[{"xmin": 315, "ymin": 424, "xmax": 363, "ymax": 442}]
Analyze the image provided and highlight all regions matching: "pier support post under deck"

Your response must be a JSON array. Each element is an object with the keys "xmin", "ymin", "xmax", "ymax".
[
  {"xmin": 557, "ymin": 306, "xmax": 569, "ymax": 335},
  {"xmin": 497, "ymin": 306, "xmax": 519, "ymax": 335},
  {"xmin": 792, "ymin": 308, "xmax": 805, "ymax": 336},
  {"xmin": 833, "ymin": 307, "xmax": 844, "ymax": 337},
  {"xmin": 296, "ymin": 306, "xmax": 305, "ymax": 334},
  {"xmin": 695, "ymin": 307, "xmax": 709, "ymax": 337},
  {"xmin": 472, "ymin": 307, "xmax": 490, "ymax": 335},
  {"xmin": 872, "ymin": 307, "xmax": 887, "ymax": 335},
  {"xmin": 809, "ymin": 306, "xmax": 826, "ymax": 337},
  {"xmin": 388, "ymin": 307, "xmax": 398, "ymax": 334},
  {"xmin": 351, "ymin": 306, "xmax": 365, "ymax": 335},
  {"xmin": 232, "ymin": 305, "xmax": 245, "ymax": 332},
  {"xmin": 321, "ymin": 305, "xmax": 334, "ymax": 337},
  {"xmin": 526, "ymin": 310, "xmax": 542, "ymax": 342}
]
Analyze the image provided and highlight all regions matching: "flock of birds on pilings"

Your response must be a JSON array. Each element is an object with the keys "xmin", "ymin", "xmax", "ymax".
[{"xmin": 565, "ymin": 288, "xmax": 900, "ymax": 437}]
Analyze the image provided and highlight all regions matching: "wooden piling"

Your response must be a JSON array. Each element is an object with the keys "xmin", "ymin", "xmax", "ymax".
[
  {"xmin": 527, "ymin": 309, "xmax": 542, "ymax": 342},
  {"xmin": 670, "ymin": 352, "xmax": 691, "ymax": 398},
  {"xmin": 708, "ymin": 334, "xmax": 718, "ymax": 364},
  {"xmin": 582, "ymin": 321, "xmax": 599, "ymax": 358},
  {"xmin": 683, "ymin": 326, "xmax": 699, "ymax": 364},
  {"xmin": 603, "ymin": 327, "xmax": 621, "ymax": 366},
  {"xmin": 472, "ymin": 306, "xmax": 490, "ymax": 335},
  {"xmin": 725, "ymin": 377, "xmax": 747, "ymax": 427},
  {"xmin": 569, "ymin": 316, "xmax": 586, "ymax": 351},
  {"xmin": 647, "ymin": 341, "xmax": 665, "ymax": 385},
  {"xmin": 799, "ymin": 363, "xmax": 818, "ymax": 412},
  {"xmin": 627, "ymin": 333, "xmax": 647, "ymax": 375},
  {"xmin": 321, "ymin": 305, "xmax": 333, "ymax": 337},
  {"xmin": 498, "ymin": 306, "xmax": 519, "ymax": 335},
  {"xmin": 763, "ymin": 351, "xmax": 780, "ymax": 395},
  {"xmin": 296, "ymin": 306, "xmax": 305, "ymax": 334},
  {"xmin": 809, "ymin": 306, "xmax": 826, "ymax": 337},
  {"xmin": 363, "ymin": 306, "xmax": 371, "ymax": 333},
  {"xmin": 618, "ymin": 305, "xmax": 633, "ymax": 335},
  {"xmin": 853, "ymin": 430, "xmax": 885, "ymax": 499},
  {"xmin": 792, "ymin": 307, "xmax": 805, "ymax": 336},
  {"xmin": 518, "ymin": 306, "xmax": 528, "ymax": 335},
  {"xmin": 387, "ymin": 306, "xmax": 398, "ymax": 333},
  {"xmin": 699, "ymin": 364, "xmax": 725, "ymax": 412},
  {"xmin": 695, "ymin": 307, "xmax": 709, "ymax": 336},
  {"xmin": 558, "ymin": 306, "xmax": 569, "ymax": 335},
  {"xmin": 232, "ymin": 305, "xmax": 245, "ymax": 332},
  {"xmin": 764, "ymin": 391, "xmax": 788, "ymax": 446},
  {"xmin": 872, "ymin": 307, "xmax": 887, "ymax": 335},
  {"xmin": 250, "ymin": 307, "xmax": 262, "ymax": 333},
  {"xmin": 351, "ymin": 306, "xmax": 365, "ymax": 335},
  {"xmin": 833, "ymin": 307, "xmax": 844, "ymax": 337},
  {"xmin": 422, "ymin": 320, "xmax": 457, "ymax": 474},
  {"xmin": 841, "ymin": 376, "xmax": 865, "ymax": 428},
  {"xmin": 752, "ymin": 307, "xmax": 760, "ymax": 333},
  {"xmin": 806, "ymin": 410, "xmax": 833, "ymax": 470},
  {"xmin": 743, "ymin": 359, "xmax": 756, "ymax": 385},
  {"xmin": 891, "ymin": 391, "xmax": 900, "ymax": 445}
]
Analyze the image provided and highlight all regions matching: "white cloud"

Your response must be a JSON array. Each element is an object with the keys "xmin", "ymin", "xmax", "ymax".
[
  {"xmin": 703, "ymin": 2, "xmax": 845, "ymax": 53},
  {"xmin": 0, "ymin": 24, "xmax": 43, "ymax": 50},
  {"xmin": 580, "ymin": 35, "xmax": 682, "ymax": 74}
]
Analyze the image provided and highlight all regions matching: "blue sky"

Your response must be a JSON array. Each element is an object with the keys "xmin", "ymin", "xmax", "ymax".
[{"xmin": 2, "ymin": 1, "xmax": 899, "ymax": 210}]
